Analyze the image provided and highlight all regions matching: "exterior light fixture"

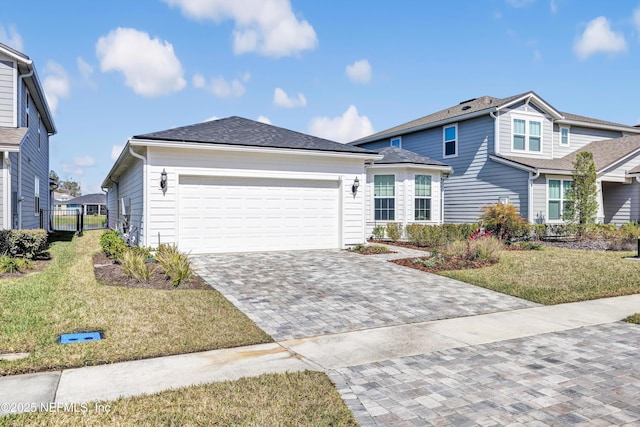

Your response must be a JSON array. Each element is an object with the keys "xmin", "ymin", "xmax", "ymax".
[
  {"xmin": 160, "ymin": 169, "xmax": 168, "ymax": 190},
  {"xmin": 352, "ymin": 176, "xmax": 360, "ymax": 195}
]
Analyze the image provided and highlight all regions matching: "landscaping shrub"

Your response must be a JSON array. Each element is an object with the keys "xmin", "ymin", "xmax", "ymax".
[
  {"xmin": 0, "ymin": 254, "xmax": 34, "ymax": 273},
  {"xmin": 0, "ymin": 230, "xmax": 11, "ymax": 255},
  {"xmin": 405, "ymin": 223, "xmax": 476, "ymax": 247},
  {"xmin": 442, "ymin": 237, "xmax": 502, "ymax": 263},
  {"xmin": 372, "ymin": 225, "xmax": 385, "ymax": 240},
  {"xmin": 479, "ymin": 203, "xmax": 528, "ymax": 241},
  {"xmin": 120, "ymin": 249, "xmax": 151, "ymax": 282},
  {"xmin": 9, "ymin": 229, "xmax": 48, "ymax": 259},
  {"xmin": 154, "ymin": 244, "xmax": 193, "ymax": 287},
  {"xmin": 100, "ymin": 229, "xmax": 128, "ymax": 260},
  {"xmin": 385, "ymin": 222, "xmax": 402, "ymax": 241}
]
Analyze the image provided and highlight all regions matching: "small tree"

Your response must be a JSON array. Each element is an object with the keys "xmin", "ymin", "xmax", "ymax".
[
  {"xmin": 479, "ymin": 202, "xmax": 527, "ymax": 241},
  {"xmin": 564, "ymin": 151, "xmax": 598, "ymax": 228}
]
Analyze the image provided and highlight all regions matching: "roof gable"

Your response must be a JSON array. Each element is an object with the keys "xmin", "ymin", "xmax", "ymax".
[{"xmin": 134, "ymin": 116, "xmax": 375, "ymax": 155}]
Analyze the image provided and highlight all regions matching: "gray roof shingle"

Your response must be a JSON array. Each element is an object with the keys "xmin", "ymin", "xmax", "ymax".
[
  {"xmin": 0, "ymin": 127, "xmax": 27, "ymax": 148},
  {"xmin": 134, "ymin": 116, "xmax": 376, "ymax": 155},
  {"xmin": 375, "ymin": 147, "xmax": 448, "ymax": 167},
  {"xmin": 67, "ymin": 193, "xmax": 106, "ymax": 205},
  {"xmin": 494, "ymin": 135, "xmax": 640, "ymax": 173},
  {"xmin": 352, "ymin": 91, "xmax": 639, "ymax": 144}
]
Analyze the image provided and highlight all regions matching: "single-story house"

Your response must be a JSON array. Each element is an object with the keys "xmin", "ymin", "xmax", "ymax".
[
  {"xmin": 102, "ymin": 117, "xmax": 451, "ymax": 253},
  {"xmin": 65, "ymin": 193, "xmax": 107, "ymax": 215}
]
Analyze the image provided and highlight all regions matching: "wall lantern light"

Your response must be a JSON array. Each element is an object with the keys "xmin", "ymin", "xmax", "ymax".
[
  {"xmin": 160, "ymin": 169, "xmax": 168, "ymax": 190},
  {"xmin": 351, "ymin": 176, "xmax": 360, "ymax": 195}
]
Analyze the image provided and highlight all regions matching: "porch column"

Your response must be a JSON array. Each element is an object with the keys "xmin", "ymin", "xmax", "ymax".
[{"xmin": 596, "ymin": 179, "xmax": 604, "ymax": 223}]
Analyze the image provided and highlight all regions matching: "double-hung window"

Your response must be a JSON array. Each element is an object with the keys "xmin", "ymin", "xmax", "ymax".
[
  {"xmin": 374, "ymin": 175, "xmax": 395, "ymax": 221},
  {"xmin": 443, "ymin": 124, "xmax": 457, "ymax": 157},
  {"xmin": 512, "ymin": 117, "xmax": 542, "ymax": 152},
  {"xmin": 34, "ymin": 176, "xmax": 40, "ymax": 214},
  {"xmin": 560, "ymin": 127, "xmax": 570, "ymax": 146},
  {"xmin": 414, "ymin": 175, "xmax": 432, "ymax": 221},
  {"xmin": 548, "ymin": 179, "xmax": 572, "ymax": 220}
]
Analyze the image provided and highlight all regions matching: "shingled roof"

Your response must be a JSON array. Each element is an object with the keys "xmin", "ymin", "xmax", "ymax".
[
  {"xmin": 375, "ymin": 147, "xmax": 449, "ymax": 167},
  {"xmin": 0, "ymin": 127, "xmax": 27, "ymax": 149},
  {"xmin": 352, "ymin": 91, "xmax": 639, "ymax": 145},
  {"xmin": 493, "ymin": 135, "xmax": 640, "ymax": 174},
  {"xmin": 133, "ymin": 116, "xmax": 375, "ymax": 155},
  {"xmin": 67, "ymin": 193, "xmax": 106, "ymax": 205}
]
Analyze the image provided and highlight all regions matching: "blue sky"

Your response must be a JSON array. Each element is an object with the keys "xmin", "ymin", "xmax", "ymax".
[{"xmin": 1, "ymin": 0, "xmax": 639, "ymax": 194}]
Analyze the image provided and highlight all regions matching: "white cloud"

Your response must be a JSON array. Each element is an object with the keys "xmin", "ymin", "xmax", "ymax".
[
  {"xmin": 308, "ymin": 105, "xmax": 374, "ymax": 143},
  {"xmin": 506, "ymin": 0, "xmax": 535, "ymax": 7},
  {"xmin": 62, "ymin": 155, "xmax": 97, "ymax": 177},
  {"xmin": 192, "ymin": 73, "xmax": 206, "ymax": 88},
  {"xmin": 273, "ymin": 87, "xmax": 306, "ymax": 108},
  {"xmin": 574, "ymin": 16, "xmax": 627, "ymax": 60},
  {"xmin": 346, "ymin": 59, "xmax": 372, "ymax": 84},
  {"xmin": 95, "ymin": 27, "xmax": 186, "ymax": 97},
  {"xmin": 550, "ymin": 0, "xmax": 558, "ymax": 14},
  {"xmin": 0, "ymin": 23, "xmax": 23, "ymax": 51},
  {"xmin": 162, "ymin": 0, "xmax": 318, "ymax": 57},
  {"xmin": 210, "ymin": 75, "xmax": 246, "ymax": 97},
  {"xmin": 256, "ymin": 115, "xmax": 271, "ymax": 124},
  {"xmin": 42, "ymin": 61, "xmax": 70, "ymax": 115},
  {"xmin": 76, "ymin": 56, "xmax": 96, "ymax": 87},
  {"xmin": 204, "ymin": 115, "xmax": 220, "ymax": 122},
  {"xmin": 111, "ymin": 145, "xmax": 124, "ymax": 161}
]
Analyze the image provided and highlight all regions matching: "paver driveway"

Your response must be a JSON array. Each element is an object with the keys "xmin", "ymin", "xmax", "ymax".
[
  {"xmin": 329, "ymin": 322, "xmax": 640, "ymax": 426},
  {"xmin": 191, "ymin": 249, "xmax": 538, "ymax": 341}
]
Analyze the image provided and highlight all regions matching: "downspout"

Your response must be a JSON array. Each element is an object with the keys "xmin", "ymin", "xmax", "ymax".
[
  {"xmin": 16, "ymin": 69, "xmax": 34, "ymax": 229},
  {"xmin": 489, "ymin": 110, "xmax": 499, "ymax": 155},
  {"xmin": 3, "ymin": 152, "xmax": 10, "ymax": 229},
  {"xmin": 128, "ymin": 146, "xmax": 147, "ymax": 247},
  {"xmin": 528, "ymin": 170, "xmax": 541, "ymax": 223}
]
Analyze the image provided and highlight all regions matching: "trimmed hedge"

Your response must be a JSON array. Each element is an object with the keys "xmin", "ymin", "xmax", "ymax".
[
  {"xmin": 0, "ymin": 229, "xmax": 49, "ymax": 259},
  {"xmin": 404, "ymin": 223, "xmax": 477, "ymax": 247}
]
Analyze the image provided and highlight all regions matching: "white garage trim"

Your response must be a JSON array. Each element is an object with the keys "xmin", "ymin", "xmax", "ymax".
[{"xmin": 177, "ymin": 174, "xmax": 342, "ymax": 254}]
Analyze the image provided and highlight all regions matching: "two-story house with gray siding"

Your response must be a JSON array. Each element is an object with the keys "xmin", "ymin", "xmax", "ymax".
[
  {"xmin": 352, "ymin": 91, "xmax": 640, "ymax": 225},
  {"xmin": 0, "ymin": 43, "xmax": 56, "ymax": 230}
]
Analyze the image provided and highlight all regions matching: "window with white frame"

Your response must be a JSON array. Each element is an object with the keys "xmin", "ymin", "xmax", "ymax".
[
  {"xmin": 548, "ymin": 179, "xmax": 572, "ymax": 220},
  {"xmin": 374, "ymin": 175, "xmax": 395, "ymax": 221},
  {"xmin": 390, "ymin": 137, "xmax": 401, "ymax": 148},
  {"xmin": 443, "ymin": 124, "xmax": 457, "ymax": 157},
  {"xmin": 560, "ymin": 127, "xmax": 569, "ymax": 146},
  {"xmin": 512, "ymin": 117, "xmax": 542, "ymax": 152},
  {"xmin": 414, "ymin": 175, "xmax": 432, "ymax": 221},
  {"xmin": 34, "ymin": 176, "xmax": 40, "ymax": 214}
]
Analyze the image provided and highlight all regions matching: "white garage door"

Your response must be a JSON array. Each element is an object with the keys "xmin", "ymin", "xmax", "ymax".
[{"xmin": 178, "ymin": 176, "xmax": 340, "ymax": 253}]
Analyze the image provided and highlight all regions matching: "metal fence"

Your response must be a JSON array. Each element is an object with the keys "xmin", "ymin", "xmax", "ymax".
[{"xmin": 40, "ymin": 209, "xmax": 108, "ymax": 232}]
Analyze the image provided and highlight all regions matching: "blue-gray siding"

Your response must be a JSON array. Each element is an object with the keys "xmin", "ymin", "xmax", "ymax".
[
  {"xmin": 362, "ymin": 115, "xmax": 530, "ymax": 223},
  {"xmin": 602, "ymin": 181, "xmax": 640, "ymax": 224},
  {"xmin": 0, "ymin": 59, "xmax": 13, "ymax": 127},
  {"xmin": 497, "ymin": 101, "xmax": 553, "ymax": 159},
  {"xmin": 553, "ymin": 125, "xmax": 621, "ymax": 158}
]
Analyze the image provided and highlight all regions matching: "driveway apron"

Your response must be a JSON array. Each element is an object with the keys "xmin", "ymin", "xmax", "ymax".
[{"xmin": 191, "ymin": 250, "xmax": 538, "ymax": 341}]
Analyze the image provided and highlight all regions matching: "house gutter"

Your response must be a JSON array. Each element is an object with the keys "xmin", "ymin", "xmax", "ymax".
[
  {"xmin": 489, "ymin": 110, "xmax": 500, "ymax": 154},
  {"xmin": 128, "ymin": 146, "xmax": 147, "ymax": 247},
  {"xmin": 3, "ymin": 152, "xmax": 10, "ymax": 229},
  {"xmin": 556, "ymin": 119, "xmax": 640, "ymax": 135}
]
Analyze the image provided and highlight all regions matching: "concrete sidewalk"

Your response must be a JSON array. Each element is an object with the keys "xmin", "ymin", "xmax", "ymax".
[{"xmin": 1, "ymin": 294, "xmax": 639, "ymax": 416}]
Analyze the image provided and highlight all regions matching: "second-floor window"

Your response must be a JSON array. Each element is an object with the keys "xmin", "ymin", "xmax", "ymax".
[
  {"xmin": 390, "ymin": 137, "xmax": 401, "ymax": 148},
  {"xmin": 443, "ymin": 124, "xmax": 457, "ymax": 158},
  {"xmin": 513, "ymin": 117, "xmax": 542, "ymax": 152},
  {"xmin": 560, "ymin": 127, "xmax": 570, "ymax": 146},
  {"xmin": 374, "ymin": 175, "xmax": 395, "ymax": 221}
]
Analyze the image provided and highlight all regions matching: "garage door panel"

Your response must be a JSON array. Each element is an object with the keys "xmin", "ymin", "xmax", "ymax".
[{"xmin": 178, "ymin": 176, "xmax": 340, "ymax": 253}]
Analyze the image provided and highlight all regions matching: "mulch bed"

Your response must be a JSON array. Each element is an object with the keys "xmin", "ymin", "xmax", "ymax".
[
  {"xmin": 0, "ymin": 258, "xmax": 51, "ymax": 279},
  {"xmin": 93, "ymin": 252, "xmax": 212, "ymax": 291},
  {"xmin": 391, "ymin": 255, "xmax": 496, "ymax": 273}
]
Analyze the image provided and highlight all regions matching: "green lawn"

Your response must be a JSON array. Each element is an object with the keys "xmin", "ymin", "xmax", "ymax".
[
  {"xmin": 0, "ymin": 371, "xmax": 357, "ymax": 427},
  {"xmin": 0, "ymin": 230, "xmax": 271, "ymax": 375},
  {"xmin": 440, "ymin": 247, "xmax": 640, "ymax": 305}
]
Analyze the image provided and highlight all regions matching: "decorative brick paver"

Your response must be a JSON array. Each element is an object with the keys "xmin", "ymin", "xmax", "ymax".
[
  {"xmin": 328, "ymin": 323, "xmax": 640, "ymax": 426},
  {"xmin": 191, "ymin": 250, "xmax": 537, "ymax": 341}
]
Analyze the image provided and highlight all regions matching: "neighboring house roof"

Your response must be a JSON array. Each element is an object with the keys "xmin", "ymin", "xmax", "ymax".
[
  {"xmin": 492, "ymin": 135, "xmax": 640, "ymax": 174},
  {"xmin": 66, "ymin": 193, "xmax": 106, "ymax": 205},
  {"xmin": 0, "ymin": 127, "xmax": 27, "ymax": 151},
  {"xmin": 352, "ymin": 91, "xmax": 639, "ymax": 145},
  {"xmin": 133, "ymin": 116, "xmax": 375, "ymax": 155},
  {"xmin": 0, "ymin": 42, "xmax": 56, "ymax": 134},
  {"xmin": 374, "ymin": 146, "xmax": 449, "ymax": 167}
]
